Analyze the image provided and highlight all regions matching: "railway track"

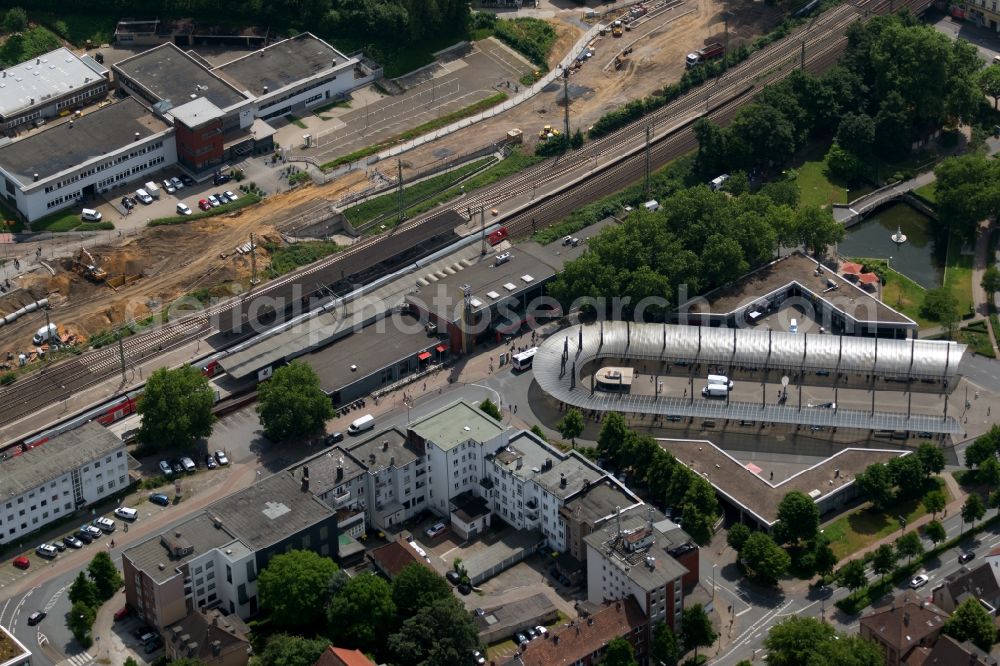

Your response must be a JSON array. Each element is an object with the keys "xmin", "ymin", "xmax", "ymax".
[{"xmin": 0, "ymin": 0, "xmax": 934, "ymax": 434}]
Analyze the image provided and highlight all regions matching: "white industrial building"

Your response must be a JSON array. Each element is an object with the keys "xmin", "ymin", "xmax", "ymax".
[{"xmin": 0, "ymin": 421, "xmax": 129, "ymax": 544}]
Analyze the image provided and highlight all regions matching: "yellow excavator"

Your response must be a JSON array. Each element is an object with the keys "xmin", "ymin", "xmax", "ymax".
[{"xmin": 74, "ymin": 248, "xmax": 108, "ymax": 282}]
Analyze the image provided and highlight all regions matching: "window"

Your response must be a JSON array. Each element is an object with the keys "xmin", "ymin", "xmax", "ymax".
[{"xmin": 226, "ymin": 565, "xmax": 232, "ymax": 584}]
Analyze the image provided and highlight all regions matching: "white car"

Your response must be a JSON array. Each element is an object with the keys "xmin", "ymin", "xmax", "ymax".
[
  {"xmin": 176, "ymin": 203, "xmax": 192, "ymax": 216},
  {"xmin": 180, "ymin": 457, "xmax": 196, "ymax": 473},
  {"xmin": 207, "ymin": 195, "xmax": 220, "ymax": 207},
  {"xmin": 170, "ymin": 177, "xmax": 184, "ymax": 190},
  {"xmin": 425, "ymin": 522, "xmax": 448, "ymax": 539},
  {"xmin": 214, "ymin": 450, "xmax": 229, "ymax": 466},
  {"xmin": 224, "ymin": 190, "xmax": 239, "ymax": 201},
  {"xmin": 535, "ymin": 626, "xmax": 548, "ymax": 638},
  {"xmin": 135, "ymin": 189, "xmax": 153, "ymax": 204},
  {"xmin": 93, "ymin": 516, "xmax": 116, "ymax": 533},
  {"xmin": 910, "ymin": 574, "xmax": 929, "ymax": 589},
  {"xmin": 162, "ymin": 180, "xmax": 176, "ymax": 194},
  {"xmin": 114, "ymin": 507, "xmax": 138, "ymax": 521}
]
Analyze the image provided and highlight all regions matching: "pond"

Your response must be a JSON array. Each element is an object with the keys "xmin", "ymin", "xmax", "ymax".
[{"xmin": 837, "ymin": 202, "xmax": 943, "ymax": 289}]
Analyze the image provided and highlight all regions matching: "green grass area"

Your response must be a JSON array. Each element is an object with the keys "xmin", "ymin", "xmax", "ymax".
[
  {"xmin": 148, "ymin": 193, "xmax": 261, "ymax": 227},
  {"xmin": 851, "ymin": 258, "xmax": 933, "ymax": 328},
  {"xmin": 265, "ymin": 241, "xmax": 342, "ymax": 278},
  {"xmin": 913, "ymin": 182, "xmax": 937, "ymax": 204},
  {"xmin": 0, "ymin": 26, "xmax": 62, "ymax": 68},
  {"xmin": 344, "ymin": 158, "xmax": 493, "ymax": 227},
  {"xmin": 313, "ymin": 100, "xmax": 351, "ymax": 114},
  {"xmin": 286, "ymin": 114, "xmax": 308, "ymax": 129},
  {"xmin": 944, "ymin": 235, "xmax": 975, "ymax": 318},
  {"xmin": 28, "ymin": 209, "xmax": 114, "ymax": 233},
  {"xmin": 823, "ymin": 477, "xmax": 948, "ymax": 560},
  {"xmin": 33, "ymin": 11, "xmax": 113, "ymax": 46},
  {"xmin": 790, "ymin": 144, "xmax": 873, "ymax": 210},
  {"xmin": 492, "ymin": 17, "xmax": 556, "ymax": 69},
  {"xmin": 320, "ymin": 93, "xmax": 508, "ymax": 171}
]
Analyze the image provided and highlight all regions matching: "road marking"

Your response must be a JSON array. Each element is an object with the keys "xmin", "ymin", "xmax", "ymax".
[
  {"xmin": 45, "ymin": 582, "xmax": 68, "ymax": 612},
  {"xmin": 37, "ymin": 632, "xmax": 48, "ymax": 646},
  {"xmin": 64, "ymin": 651, "xmax": 93, "ymax": 666}
]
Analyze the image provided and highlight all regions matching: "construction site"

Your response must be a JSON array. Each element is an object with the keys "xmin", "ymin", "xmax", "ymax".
[{"xmin": 0, "ymin": 0, "xmax": 781, "ymax": 371}]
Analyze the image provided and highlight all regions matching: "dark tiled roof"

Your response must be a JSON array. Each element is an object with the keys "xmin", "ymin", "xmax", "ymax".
[
  {"xmin": 860, "ymin": 591, "xmax": 948, "ymax": 656},
  {"xmin": 918, "ymin": 635, "xmax": 996, "ymax": 666},
  {"xmin": 368, "ymin": 539, "xmax": 431, "ymax": 579}
]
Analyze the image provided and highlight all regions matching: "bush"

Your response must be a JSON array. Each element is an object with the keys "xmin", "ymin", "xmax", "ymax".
[{"xmin": 493, "ymin": 18, "xmax": 556, "ymax": 69}]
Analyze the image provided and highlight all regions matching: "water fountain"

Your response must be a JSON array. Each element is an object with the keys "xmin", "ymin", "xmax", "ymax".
[{"xmin": 890, "ymin": 225, "xmax": 907, "ymax": 244}]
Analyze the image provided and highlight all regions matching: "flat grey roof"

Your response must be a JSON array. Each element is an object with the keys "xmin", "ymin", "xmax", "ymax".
[
  {"xmin": 699, "ymin": 252, "xmax": 915, "ymax": 326},
  {"xmin": 168, "ymin": 96, "xmax": 225, "ymax": 127},
  {"xmin": 221, "ymin": 312, "xmax": 340, "ymax": 381},
  {"xmin": 0, "ymin": 422, "xmax": 123, "ymax": 498},
  {"xmin": 659, "ymin": 438, "xmax": 907, "ymax": 525},
  {"xmin": 114, "ymin": 43, "xmax": 247, "ymax": 110},
  {"xmin": 410, "ymin": 401, "xmax": 504, "ymax": 452},
  {"xmin": 0, "ymin": 98, "xmax": 169, "ymax": 185},
  {"xmin": 123, "ymin": 512, "xmax": 236, "ymax": 584},
  {"xmin": 561, "ymin": 480, "xmax": 641, "ymax": 526},
  {"xmin": 490, "ymin": 430, "xmax": 556, "ymax": 482},
  {"xmin": 293, "ymin": 446, "xmax": 366, "ymax": 497},
  {"xmin": 0, "ymin": 47, "xmax": 106, "ymax": 119},
  {"xmin": 347, "ymin": 427, "xmax": 421, "ymax": 471},
  {"xmin": 301, "ymin": 313, "xmax": 440, "ymax": 394},
  {"xmin": 583, "ymin": 505, "xmax": 690, "ymax": 591},
  {"xmin": 536, "ymin": 453, "xmax": 606, "ymax": 501},
  {"xmin": 214, "ymin": 33, "xmax": 351, "ymax": 98},
  {"xmin": 207, "ymin": 469, "xmax": 335, "ymax": 551}
]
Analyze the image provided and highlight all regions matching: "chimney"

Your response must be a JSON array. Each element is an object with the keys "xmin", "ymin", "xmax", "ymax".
[
  {"xmin": 134, "ymin": 132, "xmax": 140, "ymax": 141},
  {"xmin": 211, "ymin": 640, "xmax": 222, "ymax": 656},
  {"xmin": 336, "ymin": 467, "xmax": 344, "ymax": 481},
  {"xmin": 263, "ymin": 85, "xmax": 268, "ymax": 93},
  {"xmin": 903, "ymin": 612, "xmax": 910, "ymax": 626},
  {"xmin": 383, "ymin": 441, "xmax": 389, "ymax": 451},
  {"xmin": 560, "ymin": 473, "xmax": 567, "ymax": 489},
  {"xmin": 516, "ymin": 457, "xmax": 523, "ymax": 470},
  {"xmin": 69, "ymin": 120, "xmax": 73, "ymax": 128},
  {"xmin": 587, "ymin": 617, "xmax": 594, "ymax": 626},
  {"xmin": 390, "ymin": 456, "xmax": 395, "ymax": 467},
  {"xmin": 301, "ymin": 476, "xmax": 310, "ymax": 492}
]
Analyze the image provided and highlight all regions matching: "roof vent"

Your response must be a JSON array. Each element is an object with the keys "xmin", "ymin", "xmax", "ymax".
[
  {"xmin": 263, "ymin": 85, "xmax": 268, "ymax": 93},
  {"xmin": 383, "ymin": 441, "xmax": 389, "ymax": 451},
  {"xmin": 134, "ymin": 132, "xmax": 140, "ymax": 141},
  {"xmin": 158, "ymin": 562, "xmax": 165, "ymax": 570},
  {"xmin": 464, "ymin": 425, "xmax": 471, "ymax": 432},
  {"xmin": 225, "ymin": 549, "xmax": 232, "ymax": 555},
  {"xmin": 33, "ymin": 173, "xmax": 38, "ymax": 182},
  {"xmin": 560, "ymin": 473, "xmax": 567, "ymax": 489}
]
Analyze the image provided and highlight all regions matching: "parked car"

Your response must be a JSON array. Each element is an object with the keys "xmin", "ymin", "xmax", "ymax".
[
  {"xmin": 180, "ymin": 174, "xmax": 195, "ymax": 186},
  {"xmin": 75, "ymin": 530, "xmax": 94, "ymax": 544},
  {"xmin": 63, "ymin": 535, "xmax": 83, "ymax": 549},
  {"xmin": 115, "ymin": 507, "xmax": 138, "ymax": 521},
  {"xmin": 514, "ymin": 632, "xmax": 529, "ymax": 646},
  {"xmin": 215, "ymin": 192, "xmax": 229, "ymax": 204},
  {"xmin": 425, "ymin": 522, "xmax": 448, "ymax": 539},
  {"xmin": 121, "ymin": 196, "xmax": 135, "ymax": 210},
  {"xmin": 207, "ymin": 195, "xmax": 220, "ymax": 208},
  {"xmin": 53, "ymin": 541, "xmax": 66, "ymax": 552},
  {"xmin": 472, "ymin": 651, "xmax": 485, "ymax": 665},
  {"xmin": 224, "ymin": 190, "xmax": 239, "ymax": 201},
  {"xmin": 93, "ymin": 516, "xmax": 116, "ymax": 533},
  {"xmin": 81, "ymin": 208, "xmax": 102, "ymax": 222},
  {"xmin": 35, "ymin": 544, "xmax": 58, "ymax": 559},
  {"xmin": 113, "ymin": 607, "xmax": 130, "ymax": 621},
  {"xmin": 135, "ymin": 188, "xmax": 153, "ymax": 205},
  {"xmin": 171, "ymin": 460, "xmax": 184, "ymax": 474},
  {"xmin": 176, "ymin": 202, "xmax": 192, "ymax": 216},
  {"xmin": 446, "ymin": 570, "xmax": 460, "ymax": 585},
  {"xmin": 535, "ymin": 626, "xmax": 548, "ymax": 638},
  {"xmin": 12, "ymin": 556, "xmax": 29, "ymax": 570},
  {"xmin": 525, "ymin": 628, "xmax": 537, "ymax": 640},
  {"xmin": 80, "ymin": 524, "xmax": 103, "ymax": 539},
  {"xmin": 170, "ymin": 177, "xmax": 184, "ymax": 190},
  {"xmin": 910, "ymin": 574, "xmax": 929, "ymax": 589},
  {"xmin": 213, "ymin": 173, "xmax": 231, "ymax": 185},
  {"xmin": 215, "ymin": 451, "xmax": 229, "ymax": 466},
  {"xmin": 27, "ymin": 611, "xmax": 45, "ymax": 626},
  {"xmin": 149, "ymin": 493, "xmax": 170, "ymax": 507},
  {"xmin": 180, "ymin": 457, "xmax": 196, "ymax": 473},
  {"xmin": 205, "ymin": 455, "xmax": 217, "ymax": 469},
  {"xmin": 162, "ymin": 179, "xmax": 176, "ymax": 195},
  {"xmin": 198, "ymin": 199, "xmax": 212, "ymax": 211},
  {"xmin": 132, "ymin": 626, "xmax": 153, "ymax": 640},
  {"xmin": 325, "ymin": 431, "xmax": 344, "ymax": 445},
  {"xmin": 158, "ymin": 460, "xmax": 173, "ymax": 476},
  {"xmin": 959, "ymin": 551, "xmax": 976, "ymax": 564}
]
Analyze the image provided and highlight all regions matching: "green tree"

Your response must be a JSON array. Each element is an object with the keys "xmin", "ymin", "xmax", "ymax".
[
  {"xmin": 895, "ymin": 531, "xmax": 924, "ymax": 564},
  {"xmin": 680, "ymin": 475, "xmax": 721, "ymax": 546},
  {"xmin": 774, "ymin": 491, "xmax": 820, "ymax": 546},
  {"xmin": 727, "ymin": 523, "xmax": 752, "ymax": 552},
  {"xmin": 391, "ymin": 563, "xmax": 452, "ymax": 619},
  {"xmin": 803, "ymin": 633, "xmax": 885, "ymax": 666},
  {"xmin": 943, "ymin": 597, "xmax": 997, "ymax": 651},
  {"xmin": 256, "ymin": 634, "xmax": 329, "ymax": 666},
  {"xmin": 693, "ymin": 117, "xmax": 728, "ymax": 176},
  {"xmin": 982, "ymin": 266, "xmax": 1000, "ymax": 294},
  {"xmin": 835, "ymin": 112, "xmax": 876, "ymax": 157},
  {"xmin": 650, "ymin": 621, "xmax": 681, "ymax": 666},
  {"xmin": 728, "ymin": 103, "xmax": 798, "ymax": 168},
  {"xmin": 888, "ymin": 454, "xmax": 927, "ymax": 499},
  {"xmin": 924, "ymin": 519, "xmax": 947, "ymax": 547},
  {"xmin": 855, "ymin": 462, "xmax": 894, "ymax": 511},
  {"xmin": 478, "ymin": 399, "xmax": 502, "ymax": 421},
  {"xmin": 601, "ymin": 636, "xmax": 638, "ymax": 666},
  {"xmin": 702, "ymin": 233, "xmax": 749, "ymax": 286},
  {"xmin": 838, "ymin": 559, "xmax": 867, "ymax": 593},
  {"xmin": 812, "ymin": 539, "xmax": 838, "ymax": 578},
  {"xmin": 87, "ymin": 551, "xmax": 122, "ymax": 601},
  {"xmin": 760, "ymin": 179, "xmax": 801, "ymax": 209},
  {"xmin": 257, "ymin": 361, "xmax": 334, "ymax": 441},
  {"xmin": 137, "ymin": 364, "xmax": 214, "ymax": 451},
  {"xmin": 922, "ymin": 489, "xmax": 946, "ymax": 518},
  {"xmin": 124, "ymin": 658, "xmax": 139, "ymax": 666},
  {"xmin": 871, "ymin": 544, "xmax": 896, "ymax": 583},
  {"xmin": 978, "ymin": 65, "xmax": 1000, "ymax": 109},
  {"xmin": 962, "ymin": 494, "xmax": 986, "ymax": 532},
  {"xmin": 934, "ymin": 154, "xmax": 1000, "ymax": 241},
  {"xmin": 979, "ymin": 457, "xmax": 1000, "ymax": 488},
  {"xmin": 794, "ymin": 206, "xmax": 844, "ymax": 257},
  {"xmin": 739, "ymin": 532, "xmax": 790, "ymax": 586},
  {"xmin": 680, "ymin": 604, "xmax": 716, "ymax": 661},
  {"xmin": 66, "ymin": 600, "xmax": 96, "ymax": 648},
  {"xmin": 921, "ymin": 287, "xmax": 960, "ymax": 331},
  {"xmin": 2, "ymin": 7, "xmax": 27, "ymax": 33},
  {"xmin": 965, "ymin": 428, "xmax": 1000, "ymax": 467},
  {"xmin": 530, "ymin": 424, "xmax": 548, "ymax": 442},
  {"xmin": 388, "ymin": 597, "xmax": 480, "ymax": 666},
  {"xmin": 825, "ymin": 144, "xmax": 866, "ymax": 183},
  {"xmin": 597, "ymin": 412, "xmax": 630, "ymax": 466},
  {"xmin": 764, "ymin": 616, "xmax": 835, "ymax": 666},
  {"xmin": 258, "ymin": 550, "xmax": 339, "ymax": 632},
  {"xmin": 557, "ymin": 408, "xmax": 585, "ymax": 449},
  {"xmin": 915, "ymin": 443, "xmax": 945, "ymax": 478},
  {"xmin": 68, "ymin": 571, "xmax": 99, "ymax": 609},
  {"xmin": 327, "ymin": 573, "xmax": 396, "ymax": 653}
]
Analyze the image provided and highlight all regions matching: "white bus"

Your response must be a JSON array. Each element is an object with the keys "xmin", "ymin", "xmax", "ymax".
[{"xmin": 512, "ymin": 347, "xmax": 538, "ymax": 372}]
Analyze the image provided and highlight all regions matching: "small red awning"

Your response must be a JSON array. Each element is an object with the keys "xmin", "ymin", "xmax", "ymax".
[
  {"xmin": 857, "ymin": 272, "xmax": 880, "ymax": 285},
  {"xmin": 417, "ymin": 351, "xmax": 432, "ymax": 361},
  {"xmin": 435, "ymin": 344, "xmax": 447, "ymax": 353},
  {"xmin": 841, "ymin": 261, "xmax": 863, "ymax": 275}
]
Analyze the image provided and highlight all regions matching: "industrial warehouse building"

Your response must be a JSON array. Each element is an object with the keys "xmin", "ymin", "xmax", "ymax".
[{"xmin": 0, "ymin": 32, "xmax": 380, "ymax": 222}]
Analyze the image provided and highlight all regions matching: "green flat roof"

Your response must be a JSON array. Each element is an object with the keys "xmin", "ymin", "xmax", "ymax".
[{"xmin": 410, "ymin": 401, "xmax": 504, "ymax": 452}]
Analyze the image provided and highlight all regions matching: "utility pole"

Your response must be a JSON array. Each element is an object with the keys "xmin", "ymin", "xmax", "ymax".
[
  {"xmin": 800, "ymin": 40, "xmax": 805, "ymax": 70},
  {"xmin": 43, "ymin": 308, "xmax": 51, "ymax": 363},
  {"xmin": 562, "ymin": 67, "xmax": 571, "ymax": 149},
  {"xmin": 249, "ymin": 233, "xmax": 258, "ymax": 286},
  {"xmin": 117, "ymin": 328, "xmax": 126, "ymax": 381},
  {"xmin": 644, "ymin": 125, "xmax": 652, "ymax": 198},
  {"xmin": 723, "ymin": 12, "xmax": 729, "ymax": 74},
  {"xmin": 396, "ymin": 159, "xmax": 405, "ymax": 223},
  {"xmin": 480, "ymin": 205, "xmax": 486, "ymax": 255}
]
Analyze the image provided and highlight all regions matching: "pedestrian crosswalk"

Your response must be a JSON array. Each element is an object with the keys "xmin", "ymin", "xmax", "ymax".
[{"xmin": 63, "ymin": 651, "xmax": 93, "ymax": 666}]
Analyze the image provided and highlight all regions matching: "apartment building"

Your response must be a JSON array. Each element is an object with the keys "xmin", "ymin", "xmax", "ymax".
[
  {"xmin": 859, "ymin": 591, "xmax": 948, "ymax": 666},
  {"xmin": 0, "ymin": 421, "xmax": 129, "ymax": 545},
  {"xmin": 123, "ymin": 470, "xmax": 338, "ymax": 628}
]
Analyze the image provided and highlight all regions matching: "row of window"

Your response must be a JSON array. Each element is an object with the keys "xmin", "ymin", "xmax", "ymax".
[
  {"xmin": 46, "ymin": 189, "xmax": 82, "ymax": 209},
  {"xmin": 56, "ymin": 85, "xmax": 107, "ymax": 110},
  {"xmin": 6, "ymin": 110, "xmax": 40, "ymax": 128},
  {"xmin": 258, "ymin": 72, "xmax": 340, "ymax": 112},
  {"xmin": 44, "ymin": 140, "xmax": 165, "ymax": 193}
]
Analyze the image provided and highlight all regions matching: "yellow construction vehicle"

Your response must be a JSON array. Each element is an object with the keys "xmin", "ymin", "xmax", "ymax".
[
  {"xmin": 611, "ymin": 20, "xmax": 623, "ymax": 37},
  {"xmin": 73, "ymin": 248, "xmax": 108, "ymax": 282}
]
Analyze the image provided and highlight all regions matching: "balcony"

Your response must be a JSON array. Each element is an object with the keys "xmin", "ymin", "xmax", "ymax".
[
  {"xmin": 333, "ymin": 491, "xmax": 351, "ymax": 507},
  {"xmin": 480, "ymin": 477, "xmax": 495, "ymax": 490}
]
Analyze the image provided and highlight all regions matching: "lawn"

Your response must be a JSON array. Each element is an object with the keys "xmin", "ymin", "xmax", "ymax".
[
  {"xmin": 955, "ymin": 320, "xmax": 995, "ymax": 357},
  {"xmin": 822, "ymin": 477, "xmax": 948, "ymax": 560},
  {"xmin": 914, "ymin": 182, "xmax": 937, "ymax": 204},
  {"xmin": 148, "ymin": 193, "xmax": 261, "ymax": 226},
  {"xmin": 851, "ymin": 257, "xmax": 933, "ymax": 328},
  {"xmin": 791, "ymin": 147, "xmax": 862, "ymax": 210},
  {"xmin": 28, "ymin": 209, "xmax": 113, "ymax": 233},
  {"xmin": 265, "ymin": 240, "xmax": 342, "ymax": 277},
  {"xmin": 943, "ymin": 235, "xmax": 975, "ymax": 318}
]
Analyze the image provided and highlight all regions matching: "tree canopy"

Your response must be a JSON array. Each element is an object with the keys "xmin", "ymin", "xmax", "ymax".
[
  {"xmin": 88, "ymin": 551, "xmax": 123, "ymax": 601},
  {"xmin": 739, "ymin": 532, "xmax": 790, "ymax": 586},
  {"xmin": 934, "ymin": 154, "xmax": 1000, "ymax": 242},
  {"xmin": 327, "ymin": 573, "xmax": 397, "ymax": 654},
  {"xmin": 680, "ymin": 604, "xmax": 716, "ymax": 659},
  {"xmin": 258, "ymin": 550, "xmax": 339, "ymax": 632},
  {"xmin": 257, "ymin": 361, "xmax": 334, "ymax": 441},
  {"xmin": 774, "ymin": 492, "xmax": 820, "ymax": 545},
  {"xmin": 391, "ymin": 563, "xmax": 453, "ymax": 619},
  {"xmin": 601, "ymin": 637, "xmax": 639, "ymax": 666},
  {"xmin": 765, "ymin": 616, "xmax": 884, "ymax": 666},
  {"xmin": 256, "ymin": 634, "xmax": 330, "ymax": 666},
  {"xmin": 137, "ymin": 364, "xmax": 214, "ymax": 451},
  {"xmin": 944, "ymin": 597, "xmax": 997, "ymax": 651},
  {"xmin": 388, "ymin": 597, "xmax": 480, "ymax": 666},
  {"xmin": 855, "ymin": 462, "xmax": 895, "ymax": 511}
]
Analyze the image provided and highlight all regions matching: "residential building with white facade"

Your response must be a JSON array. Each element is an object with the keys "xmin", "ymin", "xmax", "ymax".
[{"xmin": 0, "ymin": 421, "xmax": 128, "ymax": 544}]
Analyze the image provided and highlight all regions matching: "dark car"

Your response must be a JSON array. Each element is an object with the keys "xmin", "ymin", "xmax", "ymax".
[
  {"xmin": 326, "ymin": 431, "xmax": 344, "ymax": 445},
  {"xmin": 959, "ymin": 551, "xmax": 976, "ymax": 564},
  {"xmin": 213, "ymin": 173, "xmax": 231, "ymax": 185},
  {"xmin": 63, "ymin": 535, "xmax": 83, "ymax": 549},
  {"xmin": 525, "ymin": 628, "xmax": 537, "ymax": 640},
  {"xmin": 121, "ymin": 197, "xmax": 135, "ymax": 210},
  {"xmin": 514, "ymin": 632, "xmax": 528, "ymax": 646},
  {"xmin": 132, "ymin": 625, "xmax": 153, "ymax": 639},
  {"xmin": 145, "ymin": 637, "xmax": 163, "ymax": 654},
  {"xmin": 52, "ymin": 541, "xmax": 66, "ymax": 552},
  {"xmin": 446, "ymin": 570, "xmax": 461, "ymax": 585},
  {"xmin": 75, "ymin": 529, "xmax": 94, "ymax": 544},
  {"xmin": 205, "ymin": 455, "xmax": 217, "ymax": 469},
  {"xmin": 149, "ymin": 493, "xmax": 170, "ymax": 507},
  {"xmin": 171, "ymin": 460, "xmax": 184, "ymax": 475},
  {"xmin": 27, "ymin": 611, "xmax": 45, "ymax": 626},
  {"xmin": 457, "ymin": 582, "xmax": 472, "ymax": 595},
  {"xmin": 180, "ymin": 174, "xmax": 195, "ymax": 186}
]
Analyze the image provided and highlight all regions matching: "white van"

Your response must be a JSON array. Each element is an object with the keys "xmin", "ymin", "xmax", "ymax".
[
  {"xmin": 114, "ymin": 507, "xmax": 138, "ymax": 521},
  {"xmin": 643, "ymin": 200, "xmax": 659, "ymax": 212},
  {"xmin": 32, "ymin": 323, "xmax": 58, "ymax": 345},
  {"xmin": 710, "ymin": 174, "xmax": 730, "ymax": 191},
  {"xmin": 707, "ymin": 374, "xmax": 734, "ymax": 390},
  {"xmin": 702, "ymin": 384, "xmax": 728, "ymax": 398},
  {"xmin": 81, "ymin": 208, "xmax": 102, "ymax": 221},
  {"xmin": 348, "ymin": 414, "xmax": 375, "ymax": 435},
  {"xmin": 789, "ymin": 318, "xmax": 798, "ymax": 334}
]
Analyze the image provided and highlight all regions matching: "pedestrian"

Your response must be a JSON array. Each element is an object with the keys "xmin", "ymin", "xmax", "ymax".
[{"xmin": 514, "ymin": 404, "xmax": 517, "ymax": 414}]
